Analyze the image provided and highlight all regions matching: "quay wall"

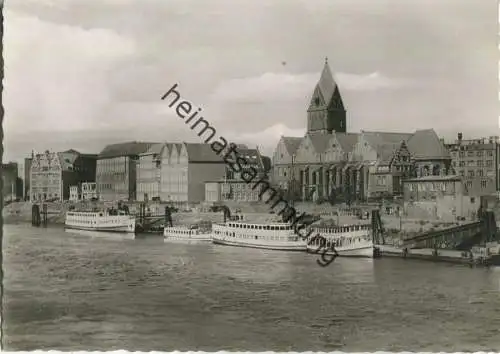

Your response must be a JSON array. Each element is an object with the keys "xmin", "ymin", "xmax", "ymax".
[
  {"xmin": 379, "ymin": 245, "xmax": 474, "ymax": 265},
  {"xmin": 2, "ymin": 201, "xmax": 282, "ymax": 227}
]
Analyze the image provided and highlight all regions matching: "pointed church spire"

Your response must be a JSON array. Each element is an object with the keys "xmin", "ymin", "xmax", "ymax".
[
  {"xmin": 306, "ymin": 58, "xmax": 346, "ymax": 134},
  {"xmin": 317, "ymin": 57, "xmax": 336, "ymax": 104}
]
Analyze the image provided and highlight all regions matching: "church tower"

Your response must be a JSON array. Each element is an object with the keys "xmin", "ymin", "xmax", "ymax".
[{"xmin": 307, "ymin": 58, "xmax": 346, "ymax": 134}]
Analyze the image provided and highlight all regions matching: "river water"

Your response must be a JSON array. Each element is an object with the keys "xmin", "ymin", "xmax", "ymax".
[{"xmin": 3, "ymin": 224, "xmax": 500, "ymax": 351}]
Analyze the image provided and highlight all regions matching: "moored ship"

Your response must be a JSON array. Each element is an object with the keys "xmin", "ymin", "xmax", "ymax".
[
  {"xmin": 164, "ymin": 224, "xmax": 212, "ymax": 242},
  {"xmin": 307, "ymin": 224, "xmax": 375, "ymax": 258},
  {"xmin": 65, "ymin": 209, "xmax": 136, "ymax": 233},
  {"xmin": 211, "ymin": 219, "xmax": 307, "ymax": 252}
]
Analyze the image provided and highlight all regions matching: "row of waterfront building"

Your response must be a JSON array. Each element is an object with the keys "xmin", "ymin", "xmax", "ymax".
[
  {"xmin": 4, "ymin": 59, "xmax": 500, "ymax": 208},
  {"xmin": 22, "ymin": 142, "xmax": 270, "ymax": 204}
]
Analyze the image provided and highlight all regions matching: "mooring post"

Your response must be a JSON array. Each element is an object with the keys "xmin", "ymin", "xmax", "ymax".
[
  {"xmin": 32, "ymin": 204, "xmax": 40, "ymax": 226},
  {"xmin": 42, "ymin": 203, "xmax": 48, "ymax": 226}
]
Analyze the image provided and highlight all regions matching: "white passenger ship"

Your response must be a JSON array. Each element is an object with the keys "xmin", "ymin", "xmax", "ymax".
[
  {"xmin": 307, "ymin": 224, "xmax": 375, "ymax": 258},
  {"xmin": 65, "ymin": 209, "xmax": 136, "ymax": 233},
  {"xmin": 164, "ymin": 225, "xmax": 212, "ymax": 242},
  {"xmin": 211, "ymin": 218, "xmax": 307, "ymax": 252}
]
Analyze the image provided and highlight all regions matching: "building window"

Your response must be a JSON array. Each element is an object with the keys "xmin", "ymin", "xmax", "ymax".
[
  {"xmin": 467, "ymin": 160, "xmax": 474, "ymax": 166},
  {"xmin": 459, "ymin": 152, "xmax": 465, "ymax": 157},
  {"xmin": 478, "ymin": 170, "xmax": 484, "ymax": 177},
  {"xmin": 481, "ymin": 180, "xmax": 487, "ymax": 188},
  {"xmin": 468, "ymin": 170, "xmax": 474, "ymax": 177},
  {"xmin": 467, "ymin": 151, "xmax": 474, "ymax": 157},
  {"xmin": 459, "ymin": 170, "xmax": 465, "ymax": 176},
  {"xmin": 486, "ymin": 160, "xmax": 493, "ymax": 167},
  {"xmin": 477, "ymin": 151, "xmax": 483, "ymax": 157},
  {"xmin": 487, "ymin": 151, "xmax": 493, "ymax": 157},
  {"xmin": 459, "ymin": 161, "xmax": 465, "ymax": 167}
]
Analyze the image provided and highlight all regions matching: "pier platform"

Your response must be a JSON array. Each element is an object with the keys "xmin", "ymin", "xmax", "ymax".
[
  {"xmin": 378, "ymin": 245, "xmax": 471, "ymax": 264},
  {"xmin": 378, "ymin": 244, "xmax": 500, "ymax": 267}
]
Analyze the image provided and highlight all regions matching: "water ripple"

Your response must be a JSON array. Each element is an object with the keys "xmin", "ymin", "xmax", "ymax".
[{"xmin": 3, "ymin": 224, "xmax": 500, "ymax": 351}]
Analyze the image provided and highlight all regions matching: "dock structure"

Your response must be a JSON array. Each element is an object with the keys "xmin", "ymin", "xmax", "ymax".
[
  {"xmin": 400, "ymin": 211, "xmax": 497, "ymax": 250},
  {"xmin": 378, "ymin": 210, "xmax": 499, "ymax": 265},
  {"xmin": 134, "ymin": 203, "xmax": 174, "ymax": 233}
]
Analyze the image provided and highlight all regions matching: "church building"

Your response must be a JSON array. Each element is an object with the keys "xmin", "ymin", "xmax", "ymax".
[{"xmin": 271, "ymin": 58, "xmax": 451, "ymax": 202}]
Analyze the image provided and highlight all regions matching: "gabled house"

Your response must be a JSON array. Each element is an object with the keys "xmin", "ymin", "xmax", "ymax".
[
  {"xmin": 137, "ymin": 143, "xmax": 167, "ymax": 202},
  {"xmin": 272, "ymin": 136, "xmax": 302, "ymax": 191},
  {"xmin": 407, "ymin": 129, "xmax": 451, "ymax": 177},
  {"xmin": 30, "ymin": 149, "xmax": 97, "ymax": 201},
  {"xmin": 352, "ymin": 131, "xmax": 413, "ymax": 198}
]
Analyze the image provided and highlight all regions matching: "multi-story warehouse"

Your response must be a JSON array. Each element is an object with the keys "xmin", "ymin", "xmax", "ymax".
[
  {"xmin": 96, "ymin": 141, "xmax": 156, "ymax": 201},
  {"xmin": 446, "ymin": 133, "xmax": 500, "ymax": 197},
  {"xmin": 159, "ymin": 142, "xmax": 227, "ymax": 204}
]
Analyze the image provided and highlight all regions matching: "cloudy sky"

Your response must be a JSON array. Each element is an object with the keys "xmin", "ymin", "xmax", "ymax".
[{"xmin": 3, "ymin": 0, "xmax": 499, "ymax": 162}]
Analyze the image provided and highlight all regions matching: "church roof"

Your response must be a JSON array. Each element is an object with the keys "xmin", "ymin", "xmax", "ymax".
[
  {"xmin": 362, "ymin": 131, "xmax": 413, "ymax": 163},
  {"xmin": 407, "ymin": 129, "xmax": 450, "ymax": 160},
  {"xmin": 308, "ymin": 132, "xmax": 331, "ymax": 154},
  {"xmin": 335, "ymin": 133, "xmax": 360, "ymax": 153},
  {"xmin": 317, "ymin": 59, "xmax": 337, "ymax": 104},
  {"xmin": 282, "ymin": 136, "xmax": 303, "ymax": 156}
]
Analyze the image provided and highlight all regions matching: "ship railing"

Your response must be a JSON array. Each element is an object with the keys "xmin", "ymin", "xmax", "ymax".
[{"xmin": 312, "ymin": 224, "xmax": 371, "ymax": 235}]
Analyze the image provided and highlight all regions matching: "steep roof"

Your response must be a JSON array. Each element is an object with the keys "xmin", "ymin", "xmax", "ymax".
[
  {"xmin": 335, "ymin": 133, "xmax": 359, "ymax": 153},
  {"xmin": 282, "ymin": 136, "xmax": 303, "ymax": 156},
  {"xmin": 184, "ymin": 143, "xmax": 224, "ymax": 163},
  {"xmin": 308, "ymin": 132, "xmax": 331, "ymax": 154},
  {"xmin": 317, "ymin": 59, "xmax": 337, "ymax": 104},
  {"xmin": 171, "ymin": 143, "xmax": 182, "ymax": 156},
  {"xmin": 98, "ymin": 141, "xmax": 157, "ymax": 159},
  {"xmin": 407, "ymin": 129, "xmax": 450, "ymax": 160},
  {"xmin": 362, "ymin": 131, "xmax": 413, "ymax": 163},
  {"xmin": 58, "ymin": 150, "xmax": 80, "ymax": 171}
]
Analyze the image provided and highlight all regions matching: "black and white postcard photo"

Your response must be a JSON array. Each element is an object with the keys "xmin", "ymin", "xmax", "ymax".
[{"xmin": 1, "ymin": 0, "xmax": 499, "ymax": 351}]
